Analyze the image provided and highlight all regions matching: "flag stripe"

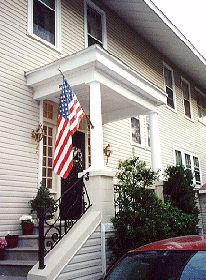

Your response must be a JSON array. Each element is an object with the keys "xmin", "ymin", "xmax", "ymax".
[{"xmin": 53, "ymin": 79, "xmax": 85, "ymax": 179}]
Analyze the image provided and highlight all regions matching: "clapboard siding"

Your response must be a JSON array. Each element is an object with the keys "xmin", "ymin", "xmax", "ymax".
[
  {"xmin": 57, "ymin": 226, "xmax": 103, "ymax": 280},
  {"xmin": 1, "ymin": 0, "xmax": 206, "ymax": 237},
  {"xmin": 103, "ymin": 119, "xmax": 151, "ymax": 170},
  {"xmin": 0, "ymin": 0, "xmax": 85, "ymax": 236}
]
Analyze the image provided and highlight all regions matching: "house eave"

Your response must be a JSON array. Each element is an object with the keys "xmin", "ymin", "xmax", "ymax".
[{"xmin": 102, "ymin": 0, "xmax": 206, "ymax": 91}]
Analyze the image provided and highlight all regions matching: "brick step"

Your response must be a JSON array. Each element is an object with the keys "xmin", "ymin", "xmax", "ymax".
[{"xmin": 0, "ymin": 260, "xmax": 36, "ymax": 277}]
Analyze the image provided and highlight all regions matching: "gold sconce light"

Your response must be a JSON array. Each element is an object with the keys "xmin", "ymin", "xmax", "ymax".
[
  {"xmin": 104, "ymin": 144, "xmax": 112, "ymax": 164},
  {"xmin": 31, "ymin": 123, "xmax": 45, "ymax": 147}
]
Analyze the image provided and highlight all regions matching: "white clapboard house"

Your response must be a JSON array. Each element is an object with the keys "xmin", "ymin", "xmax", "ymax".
[{"xmin": 1, "ymin": 0, "xmax": 206, "ymax": 279}]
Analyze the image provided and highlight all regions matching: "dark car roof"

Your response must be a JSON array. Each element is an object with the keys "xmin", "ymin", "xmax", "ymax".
[{"xmin": 129, "ymin": 235, "xmax": 206, "ymax": 252}]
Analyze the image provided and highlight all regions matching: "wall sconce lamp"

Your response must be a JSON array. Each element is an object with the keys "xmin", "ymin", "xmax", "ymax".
[
  {"xmin": 104, "ymin": 144, "xmax": 112, "ymax": 165},
  {"xmin": 31, "ymin": 123, "xmax": 45, "ymax": 144}
]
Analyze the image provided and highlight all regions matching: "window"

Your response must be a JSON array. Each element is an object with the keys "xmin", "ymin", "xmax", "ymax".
[
  {"xmin": 28, "ymin": 0, "xmax": 61, "ymax": 49},
  {"xmin": 85, "ymin": 0, "xmax": 106, "ymax": 48},
  {"xmin": 174, "ymin": 149, "xmax": 201, "ymax": 186},
  {"xmin": 197, "ymin": 90, "xmax": 206, "ymax": 125},
  {"xmin": 163, "ymin": 64, "xmax": 175, "ymax": 109},
  {"xmin": 42, "ymin": 101, "xmax": 57, "ymax": 189},
  {"xmin": 182, "ymin": 79, "xmax": 192, "ymax": 118},
  {"xmin": 131, "ymin": 117, "xmax": 141, "ymax": 145}
]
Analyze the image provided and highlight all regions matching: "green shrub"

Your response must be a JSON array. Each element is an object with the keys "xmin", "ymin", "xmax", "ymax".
[
  {"xmin": 109, "ymin": 158, "xmax": 199, "ymax": 260},
  {"xmin": 164, "ymin": 165, "xmax": 199, "ymax": 215}
]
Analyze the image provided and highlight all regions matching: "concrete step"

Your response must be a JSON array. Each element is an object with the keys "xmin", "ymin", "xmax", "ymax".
[
  {"xmin": 0, "ymin": 276, "xmax": 26, "ymax": 280},
  {"xmin": 0, "ymin": 260, "xmax": 36, "ymax": 277},
  {"xmin": 18, "ymin": 235, "xmax": 38, "ymax": 248},
  {"xmin": 5, "ymin": 247, "xmax": 38, "ymax": 261}
]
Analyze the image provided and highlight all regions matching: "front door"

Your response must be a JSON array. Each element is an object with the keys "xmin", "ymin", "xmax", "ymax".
[{"xmin": 60, "ymin": 131, "xmax": 86, "ymax": 220}]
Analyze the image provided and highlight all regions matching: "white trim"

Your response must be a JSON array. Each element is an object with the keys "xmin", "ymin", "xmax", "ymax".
[
  {"xmin": 26, "ymin": 45, "xmax": 167, "ymax": 105},
  {"xmin": 27, "ymin": 0, "xmax": 61, "ymax": 52},
  {"xmin": 84, "ymin": 0, "xmax": 107, "ymax": 49},
  {"xmin": 181, "ymin": 77, "xmax": 193, "ymax": 120},
  {"xmin": 173, "ymin": 146, "xmax": 202, "ymax": 187},
  {"xmin": 38, "ymin": 100, "xmax": 44, "ymax": 187},
  {"xmin": 163, "ymin": 62, "xmax": 177, "ymax": 112}
]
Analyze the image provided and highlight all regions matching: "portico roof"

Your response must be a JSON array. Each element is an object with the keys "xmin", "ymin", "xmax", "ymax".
[{"xmin": 26, "ymin": 45, "xmax": 166, "ymax": 124}]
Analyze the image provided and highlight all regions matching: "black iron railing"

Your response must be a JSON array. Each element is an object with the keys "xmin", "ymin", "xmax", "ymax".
[{"xmin": 38, "ymin": 172, "xmax": 91, "ymax": 269}]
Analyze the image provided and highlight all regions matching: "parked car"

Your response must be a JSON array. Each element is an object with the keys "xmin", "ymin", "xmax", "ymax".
[{"xmin": 104, "ymin": 235, "xmax": 206, "ymax": 280}]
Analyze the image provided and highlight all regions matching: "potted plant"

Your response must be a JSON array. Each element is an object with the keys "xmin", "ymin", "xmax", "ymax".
[
  {"xmin": 29, "ymin": 184, "xmax": 57, "ymax": 220},
  {"xmin": 19, "ymin": 215, "xmax": 34, "ymax": 235},
  {"xmin": 5, "ymin": 232, "xmax": 19, "ymax": 248},
  {"xmin": 0, "ymin": 238, "xmax": 7, "ymax": 260}
]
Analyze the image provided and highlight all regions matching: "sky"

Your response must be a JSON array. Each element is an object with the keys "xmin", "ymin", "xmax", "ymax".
[{"xmin": 152, "ymin": 0, "xmax": 206, "ymax": 58}]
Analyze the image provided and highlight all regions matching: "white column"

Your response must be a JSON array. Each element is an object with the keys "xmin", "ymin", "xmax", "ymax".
[
  {"xmin": 89, "ymin": 81, "xmax": 105, "ymax": 170},
  {"xmin": 149, "ymin": 112, "xmax": 162, "ymax": 175}
]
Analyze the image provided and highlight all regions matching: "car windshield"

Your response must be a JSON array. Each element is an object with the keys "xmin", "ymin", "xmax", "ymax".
[{"xmin": 105, "ymin": 250, "xmax": 206, "ymax": 280}]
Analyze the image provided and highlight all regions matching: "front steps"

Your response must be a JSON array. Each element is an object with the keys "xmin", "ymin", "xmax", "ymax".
[{"xmin": 0, "ymin": 235, "xmax": 39, "ymax": 279}]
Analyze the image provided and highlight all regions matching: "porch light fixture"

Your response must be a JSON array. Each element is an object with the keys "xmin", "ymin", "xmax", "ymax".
[
  {"xmin": 104, "ymin": 144, "xmax": 112, "ymax": 164},
  {"xmin": 31, "ymin": 123, "xmax": 45, "ymax": 143}
]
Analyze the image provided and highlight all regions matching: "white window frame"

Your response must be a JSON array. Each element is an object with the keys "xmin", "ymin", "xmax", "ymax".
[
  {"xmin": 195, "ymin": 87, "xmax": 206, "ymax": 126},
  {"xmin": 163, "ymin": 62, "xmax": 176, "ymax": 111},
  {"xmin": 84, "ymin": 0, "xmax": 107, "ymax": 49},
  {"xmin": 130, "ymin": 116, "xmax": 144, "ymax": 148},
  {"xmin": 173, "ymin": 147, "xmax": 202, "ymax": 187},
  {"xmin": 27, "ymin": 0, "xmax": 61, "ymax": 51},
  {"xmin": 181, "ymin": 77, "xmax": 193, "ymax": 120}
]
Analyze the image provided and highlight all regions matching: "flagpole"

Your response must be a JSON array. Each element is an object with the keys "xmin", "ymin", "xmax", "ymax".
[{"xmin": 58, "ymin": 68, "xmax": 94, "ymax": 129}]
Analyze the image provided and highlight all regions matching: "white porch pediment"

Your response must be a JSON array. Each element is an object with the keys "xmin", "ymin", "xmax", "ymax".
[{"xmin": 26, "ymin": 45, "xmax": 167, "ymax": 124}]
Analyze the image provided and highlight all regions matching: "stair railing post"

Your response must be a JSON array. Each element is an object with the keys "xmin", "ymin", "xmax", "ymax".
[{"xmin": 38, "ymin": 207, "xmax": 46, "ymax": 269}]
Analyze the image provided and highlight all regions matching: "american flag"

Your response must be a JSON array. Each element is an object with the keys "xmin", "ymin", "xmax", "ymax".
[{"xmin": 53, "ymin": 79, "xmax": 85, "ymax": 179}]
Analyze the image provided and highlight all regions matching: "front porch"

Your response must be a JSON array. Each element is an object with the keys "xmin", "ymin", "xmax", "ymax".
[
  {"xmin": 26, "ymin": 45, "xmax": 167, "ymax": 222},
  {"xmin": 24, "ymin": 45, "xmax": 167, "ymax": 279}
]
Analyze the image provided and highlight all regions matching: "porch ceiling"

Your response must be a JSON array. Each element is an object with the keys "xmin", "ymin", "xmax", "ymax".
[{"xmin": 26, "ymin": 45, "xmax": 167, "ymax": 124}]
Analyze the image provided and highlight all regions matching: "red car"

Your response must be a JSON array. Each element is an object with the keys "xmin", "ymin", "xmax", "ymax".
[{"xmin": 104, "ymin": 235, "xmax": 206, "ymax": 280}]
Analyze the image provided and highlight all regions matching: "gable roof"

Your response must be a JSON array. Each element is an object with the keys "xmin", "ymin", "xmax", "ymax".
[{"xmin": 102, "ymin": 0, "xmax": 206, "ymax": 91}]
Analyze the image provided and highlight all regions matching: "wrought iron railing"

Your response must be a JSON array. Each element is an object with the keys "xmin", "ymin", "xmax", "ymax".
[{"xmin": 38, "ymin": 172, "xmax": 91, "ymax": 269}]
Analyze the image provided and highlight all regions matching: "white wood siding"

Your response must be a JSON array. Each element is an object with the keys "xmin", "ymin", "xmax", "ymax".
[
  {"xmin": 56, "ymin": 225, "xmax": 103, "ymax": 280},
  {"xmin": 1, "ymin": 0, "xmax": 206, "ymax": 237},
  {"xmin": 0, "ymin": 0, "xmax": 85, "ymax": 236}
]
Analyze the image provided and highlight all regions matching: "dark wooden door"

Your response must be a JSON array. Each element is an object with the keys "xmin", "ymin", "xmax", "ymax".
[{"xmin": 60, "ymin": 131, "xmax": 85, "ymax": 220}]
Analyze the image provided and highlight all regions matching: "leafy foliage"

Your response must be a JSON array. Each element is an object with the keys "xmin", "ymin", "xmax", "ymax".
[
  {"xmin": 109, "ymin": 157, "xmax": 199, "ymax": 260},
  {"xmin": 164, "ymin": 165, "xmax": 199, "ymax": 215},
  {"xmin": 29, "ymin": 184, "xmax": 57, "ymax": 217}
]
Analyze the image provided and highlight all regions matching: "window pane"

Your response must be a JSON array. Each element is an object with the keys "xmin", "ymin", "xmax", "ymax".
[
  {"xmin": 164, "ymin": 67, "xmax": 173, "ymax": 88},
  {"xmin": 182, "ymin": 81, "xmax": 189, "ymax": 100},
  {"xmin": 166, "ymin": 87, "xmax": 174, "ymax": 108},
  {"xmin": 33, "ymin": 0, "xmax": 55, "ymax": 45},
  {"xmin": 184, "ymin": 100, "xmax": 191, "ymax": 118},
  {"xmin": 87, "ymin": 5, "xmax": 103, "ymax": 46},
  {"xmin": 193, "ymin": 156, "xmax": 201, "ymax": 185},
  {"xmin": 146, "ymin": 116, "xmax": 150, "ymax": 147},
  {"xmin": 131, "ymin": 117, "xmax": 141, "ymax": 144},
  {"xmin": 185, "ymin": 154, "xmax": 191, "ymax": 169},
  {"xmin": 175, "ymin": 150, "xmax": 182, "ymax": 165}
]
